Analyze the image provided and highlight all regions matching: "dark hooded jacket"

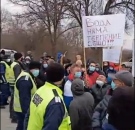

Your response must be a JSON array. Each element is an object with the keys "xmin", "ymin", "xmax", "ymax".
[
  {"xmin": 92, "ymin": 88, "xmax": 114, "ymax": 130},
  {"xmin": 69, "ymin": 78, "xmax": 94, "ymax": 130},
  {"xmin": 90, "ymin": 83, "xmax": 111, "ymax": 107}
]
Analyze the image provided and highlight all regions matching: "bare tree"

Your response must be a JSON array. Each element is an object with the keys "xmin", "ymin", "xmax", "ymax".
[
  {"xmin": 66, "ymin": 0, "xmax": 134, "ymax": 28},
  {"xmin": 9, "ymin": 0, "xmax": 79, "ymax": 56},
  {"xmin": 1, "ymin": 8, "xmax": 13, "ymax": 32}
]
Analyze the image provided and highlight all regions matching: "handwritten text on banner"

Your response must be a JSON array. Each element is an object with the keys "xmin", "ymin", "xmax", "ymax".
[{"xmin": 82, "ymin": 14, "xmax": 125, "ymax": 47}]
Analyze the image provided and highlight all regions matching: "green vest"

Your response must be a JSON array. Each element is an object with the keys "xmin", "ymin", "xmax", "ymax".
[
  {"xmin": 14, "ymin": 71, "xmax": 37, "ymax": 112},
  {"xmin": 27, "ymin": 82, "xmax": 71, "ymax": 130},
  {"xmin": 0, "ymin": 61, "xmax": 11, "ymax": 83},
  {"xmin": 8, "ymin": 62, "xmax": 19, "ymax": 87}
]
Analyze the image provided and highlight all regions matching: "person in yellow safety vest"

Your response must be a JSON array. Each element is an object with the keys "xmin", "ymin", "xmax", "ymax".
[
  {"xmin": 9, "ymin": 52, "xmax": 26, "ymax": 123},
  {"xmin": 24, "ymin": 63, "xmax": 71, "ymax": 130},
  {"xmin": 0, "ymin": 60, "xmax": 11, "ymax": 83},
  {"xmin": 8, "ymin": 52, "xmax": 25, "ymax": 89},
  {"xmin": 0, "ymin": 59, "xmax": 11, "ymax": 108},
  {"xmin": 14, "ymin": 70, "xmax": 37, "ymax": 130}
]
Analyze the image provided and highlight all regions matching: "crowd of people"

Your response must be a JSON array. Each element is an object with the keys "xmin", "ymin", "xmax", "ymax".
[{"xmin": 0, "ymin": 49, "xmax": 134, "ymax": 130}]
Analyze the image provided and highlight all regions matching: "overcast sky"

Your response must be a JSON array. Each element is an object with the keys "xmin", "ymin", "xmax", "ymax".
[{"xmin": 1, "ymin": 0, "xmax": 134, "ymax": 50}]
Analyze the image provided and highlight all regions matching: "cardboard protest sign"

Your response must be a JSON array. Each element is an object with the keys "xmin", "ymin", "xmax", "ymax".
[
  {"xmin": 82, "ymin": 14, "xmax": 125, "ymax": 48},
  {"xmin": 103, "ymin": 48, "xmax": 121, "ymax": 63}
]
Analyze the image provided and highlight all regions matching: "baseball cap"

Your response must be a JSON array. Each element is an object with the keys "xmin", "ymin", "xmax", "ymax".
[{"xmin": 109, "ymin": 70, "xmax": 133, "ymax": 87}]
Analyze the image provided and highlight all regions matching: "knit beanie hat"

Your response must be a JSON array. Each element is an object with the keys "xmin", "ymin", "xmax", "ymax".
[
  {"xmin": 29, "ymin": 61, "xmax": 41, "ymax": 70},
  {"xmin": 14, "ymin": 53, "xmax": 23, "ymax": 60},
  {"xmin": 46, "ymin": 63, "xmax": 64, "ymax": 82}
]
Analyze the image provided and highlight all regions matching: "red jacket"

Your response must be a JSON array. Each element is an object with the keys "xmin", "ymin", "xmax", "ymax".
[{"xmin": 86, "ymin": 72, "xmax": 99, "ymax": 88}]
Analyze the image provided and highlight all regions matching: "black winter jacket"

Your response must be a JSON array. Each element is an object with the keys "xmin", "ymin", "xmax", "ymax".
[
  {"xmin": 92, "ymin": 95, "xmax": 112, "ymax": 130},
  {"xmin": 90, "ymin": 84, "xmax": 111, "ymax": 107}
]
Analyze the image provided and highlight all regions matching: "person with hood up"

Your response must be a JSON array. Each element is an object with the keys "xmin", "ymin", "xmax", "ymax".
[{"xmin": 69, "ymin": 78, "xmax": 94, "ymax": 130}]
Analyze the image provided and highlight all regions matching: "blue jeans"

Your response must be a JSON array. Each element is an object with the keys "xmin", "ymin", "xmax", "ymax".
[
  {"xmin": 16, "ymin": 112, "xmax": 25, "ymax": 130},
  {"xmin": 63, "ymin": 96, "xmax": 73, "ymax": 111}
]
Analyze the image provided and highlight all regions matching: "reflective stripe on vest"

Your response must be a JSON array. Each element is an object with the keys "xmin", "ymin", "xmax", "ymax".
[
  {"xmin": 27, "ymin": 82, "xmax": 71, "ymax": 130},
  {"xmin": 0, "ymin": 61, "xmax": 11, "ymax": 83},
  {"xmin": 8, "ymin": 62, "xmax": 19, "ymax": 86},
  {"xmin": 13, "ymin": 71, "xmax": 37, "ymax": 112}
]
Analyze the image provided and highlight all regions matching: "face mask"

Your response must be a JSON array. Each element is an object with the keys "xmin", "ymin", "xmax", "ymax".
[
  {"xmin": 96, "ymin": 80, "xmax": 104, "ymax": 87},
  {"xmin": 43, "ymin": 64, "xmax": 48, "ymax": 68},
  {"xmin": 26, "ymin": 61, "xmax": 30, "ymax": 64},
  {"xmin": 96, "ymin": 68, "xmax": 100, "ymax": 71},
  {"xmin": 111, "ymin": 81, "xmax": 117, "ymax": 90},
  {"xmin": 109, "ymin": 67, "xmax": 114, "ymax": 70},
  {"xmin": 6, "ymin": 59, "xmax": 11, "ymax": 62},
  {"xmin": 89, "ymin": 66, "xmax": 95, "ymax": 72},
  {"xmin": 32, "ymin": 70, "xmax": 39, "ymax": 77},
  {"xmin": 75, "ymin": 72, "xmax": 82, "ymax": 78}
]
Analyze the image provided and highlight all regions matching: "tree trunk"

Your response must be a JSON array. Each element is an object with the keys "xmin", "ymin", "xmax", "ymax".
[{"xmin": 51, "ymin": 43, "xmax": 57, "ymax": 58}]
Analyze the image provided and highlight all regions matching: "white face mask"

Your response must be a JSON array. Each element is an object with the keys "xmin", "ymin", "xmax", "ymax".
[
  {"xmin": 96, "ymin": 80, "xmax": 104, "ymax": 87},
  {"xmin": 26, "ymin": 61, "xmax": 30, "ymax": 64}
]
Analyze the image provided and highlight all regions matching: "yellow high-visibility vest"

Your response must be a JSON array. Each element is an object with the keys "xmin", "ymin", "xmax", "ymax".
[
  {"xmin": 8, "ymin": 62, "xmax": 19, "ymax": 87},
  {"xmin": 27, "ymin": 82, "xmax": 71, "ymax": 130},
  {"xmin": 0, "ymin": 61, "xmax": 11, "ymax": 83},
  {"xmin": 14, "ymin": 71, "xmax": 37, "ymax": 112}
]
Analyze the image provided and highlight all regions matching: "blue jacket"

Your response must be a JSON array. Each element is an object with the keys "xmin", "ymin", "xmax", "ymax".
[
  {"xmin": 0, "ymin": 62, "xmax": 6, "ymax": 74},
  {"xmin": 0, "ymin": 62, "xmax": 7, "ymax": 84},
  {"xmin": 16, "ymin": 75, "xmax": 33, "ymax": 114},
  {"xmin": 106, "ymin": 69, "xmax": 116, "ymax": 76},
  {"xmin": 102, "ymin": 123, "xmax": 117, "ymax": 130}
]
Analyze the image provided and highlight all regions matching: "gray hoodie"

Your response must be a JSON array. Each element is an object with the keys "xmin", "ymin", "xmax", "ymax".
[{"xmin": 69, "ymin": 78, "xmax": 94, "ymax": 130}]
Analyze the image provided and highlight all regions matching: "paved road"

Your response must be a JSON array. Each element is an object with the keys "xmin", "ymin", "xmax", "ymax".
[{"xmin": 1, "ymin": 106, "xmax": 16, "ymax": 130}]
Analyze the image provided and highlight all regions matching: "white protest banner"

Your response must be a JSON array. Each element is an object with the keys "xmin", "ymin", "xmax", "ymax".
[
  {"xmin": 103, "ymin": 48, "xmax": 121, "ymax": 63},
  {"xmin": 82, "ymin": 14, "xmax": 125, "ymax": 48}
]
